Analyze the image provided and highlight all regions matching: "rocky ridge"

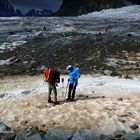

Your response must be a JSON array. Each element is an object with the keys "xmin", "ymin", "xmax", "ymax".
[{"xmin": 0, "ymin": 0, "xmax": 53, "ymax": 17}]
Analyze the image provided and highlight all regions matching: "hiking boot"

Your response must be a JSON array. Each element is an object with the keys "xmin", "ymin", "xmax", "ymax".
[
  {"xmin": 53, "ymin": 101, "xmax": 59, "ymax": 105},
  {"xmin": 66, "ymin": 98, "xmax": 71, "ymax": 102},
  {"xmin": 48, "ymin": 99, "xmax": 53, "ymax": 103},
  {"xmin": 71, "ymin": 98, "xmax": 75, "ymax": 102}
]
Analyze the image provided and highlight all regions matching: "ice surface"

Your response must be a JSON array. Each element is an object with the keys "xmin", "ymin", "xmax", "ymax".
[
  {"xmin": 0, "ymin": 75, "xmax": 140, "ymax": 134},
  {"xmin": 0, "ymin": 75, "xmax": 140, "ymax": 99}
]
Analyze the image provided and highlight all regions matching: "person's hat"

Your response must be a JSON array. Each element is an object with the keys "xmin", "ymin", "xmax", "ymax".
[{"xmin": 66, "ymin": 65, "xmax": 72, "ymax": 70}]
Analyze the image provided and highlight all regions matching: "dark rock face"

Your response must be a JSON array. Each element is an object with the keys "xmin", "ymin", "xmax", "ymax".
[
  {"xmin": 25, "ymin": 9, "xmax": 37, "ymax": 17},
  {"xmin": 25, "ymin": 9, "xmax": 53, "ymax": 17},
  {"xmin": 56, "ymin": 0, "xmax": 140, "ymax": 16},
  {"xmin": 0, "ymin": 0, "xmax": 16, "ymax": 16},
  {"xmin": 16, "ymin": 9, "xmax": 24, "ymax": 17},
  {"xmin": 131, "ymin": 0, "xmax": 140, "ymax": 4},
  {"xmin": 56, "ymin": 0, "xmax": 125, "ymax": 16}
]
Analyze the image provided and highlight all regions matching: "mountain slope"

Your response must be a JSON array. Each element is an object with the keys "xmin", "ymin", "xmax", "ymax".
[
  {"xmin": 0, "ymin": 0, "xmax": 16, "ymax": 16},
  {"xmin": 0, "ymin": 0, "xmax": 53, "ymax": 17},
  {"xmin": 56, "ymin": 0, "xmax": 140, "ymax": 16}
]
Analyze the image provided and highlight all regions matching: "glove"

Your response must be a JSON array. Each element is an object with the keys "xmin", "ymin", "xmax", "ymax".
[
  {"xmin": 44, "ymin": 79, "xmax": 48, "ymax": 82},
  {"xmin": 68, "ymin": 79, "xmax": 70, "ymax": 82},
  {"xmin": 73, "ymin": 78, "xmax": 76, "ymax": 80}
]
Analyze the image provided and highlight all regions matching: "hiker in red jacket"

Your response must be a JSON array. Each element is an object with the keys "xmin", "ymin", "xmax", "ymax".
[{"xmin": 44, "ymin": 68, "xmax": 60, "ymax": 104}]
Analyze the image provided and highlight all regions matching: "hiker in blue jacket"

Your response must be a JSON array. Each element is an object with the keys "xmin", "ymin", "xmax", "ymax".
[{"xmin": 66, "ymin": 65, "xmax": 80, "ymax": 101}]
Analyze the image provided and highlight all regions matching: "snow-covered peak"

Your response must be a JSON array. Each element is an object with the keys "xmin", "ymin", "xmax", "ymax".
[{"xmin": 80, "ymin": 5, "xmax": 140, "ymax": 20}]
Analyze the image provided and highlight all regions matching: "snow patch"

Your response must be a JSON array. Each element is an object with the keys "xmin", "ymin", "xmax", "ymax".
[
  {"xmin": 5, "ymin": 89, "xmax": 25, "ymax": 98},
  {"xmin": 0, "ymin": 41, "xmax": 27, "ymax": 53},
  {"xmin": 0, "ymin": 17, "xmax": 23, "ymax": 20},
  {"xmin": 78, "ymin": 75, "xmax": 140, "ymax": 96},
  {"xmin": 0, "ymin": 58, "xmax": 14, "ymax": 65},
  {"xmin": 80, "ymin": 5, "xmax": 140, "ymax": 20},
  {"xmin": 50, "ymin": 24, "xmax": 76, "ymax": 33},
  {"xmin": 1, "ymin": 75, "xmax": 140, "ymax": 99},
  {"xmin": 7, "ymin": 35, "xmax": 28, "ymax": 42}
]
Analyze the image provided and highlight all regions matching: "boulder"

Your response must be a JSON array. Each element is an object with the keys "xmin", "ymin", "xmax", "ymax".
[
  {"xmin": 0, "ymin": 122, "xmax": 12, "ymax": 131},
  {"xmin": 26, "ymin": 134, "xmax": 42, "ymax": 140},
  {"xmin": 71, "ymin": 129, "xmax": 99, "ymax": 140},
  {"xmin": 14, "ymin": 132, "xmax": 28, "ymax": 140},
  {"xmin": 0, "ymin": 122, "xmax": 15, "ymax": 140},
  {"xmin": 44, "ymin": 128, "xmax": 72, "ymax": 140},
  {"xmin": 0, "ymin": 133, "xmax": 16, "ymax": 140},
  {"xmin": 130, "ymin": 124, "xmax": 139, "ymax": 130},
  {"xmin": 15, "ymin": 128, "xmax": 41, "ymax": 140},
  {"xmin": 121, "ymin": 133, "xmax": 140, "ymax": 140},
  {"xmin": 100, "ymin": 134, "xmax": 115, "ymax": 140},
  {"xmin": 114, "ymin": 130, "xmax": 126, "ymax": 138}
]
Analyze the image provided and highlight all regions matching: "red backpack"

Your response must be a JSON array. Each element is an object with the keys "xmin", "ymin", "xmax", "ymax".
[{"xmin": 45, "ymin": 68, "xmax": 60, "ymax": 84}]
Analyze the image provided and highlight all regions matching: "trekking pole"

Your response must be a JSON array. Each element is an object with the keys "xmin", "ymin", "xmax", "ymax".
[
  {"xmin": 65, "ymin": 80, "xmax": 69, "ymax": 99},
  {"xmin": 61, "ymin": 78, "xmax": 65, "ymax": 98}
]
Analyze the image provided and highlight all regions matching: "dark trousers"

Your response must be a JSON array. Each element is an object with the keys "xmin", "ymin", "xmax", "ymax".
[{"xmin": 68, "ymin": 83, "xmax": 77, "ymax": 100}]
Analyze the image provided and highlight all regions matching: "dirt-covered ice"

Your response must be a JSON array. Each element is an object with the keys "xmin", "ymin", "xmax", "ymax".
[{"xmin": 0, "ymin": 75, "xmax": 140, "ymax": 135}]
